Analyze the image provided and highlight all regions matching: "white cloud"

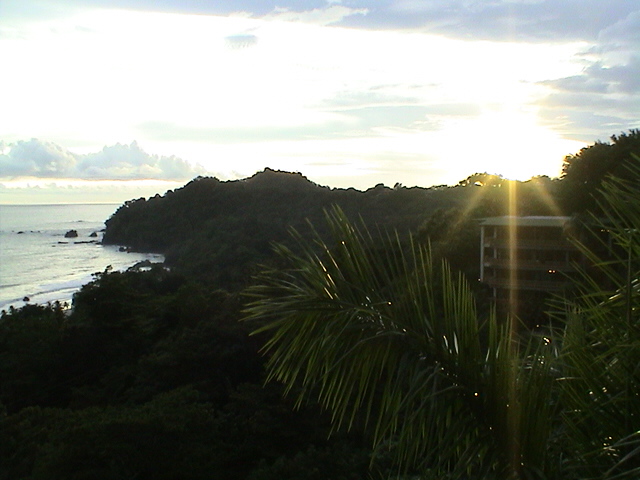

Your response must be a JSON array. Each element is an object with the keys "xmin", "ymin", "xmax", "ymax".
[
  {"xmin": 263, "ymin": 5, "xmax": 368, "ymax": 26},
  {"xmin": 225, "ymin": 33, "xmax": 259, "ymax": 49},
  {"xmin": 0, "ymin": 178, "xmax": 186, "ymax": 205},
  {"xmin": 1, "ymin": 140, "xmax": 77, "ymax": 177},
  {"xmin": 0, "ymin": 139, "xmax": 207, "ymax": 181}
]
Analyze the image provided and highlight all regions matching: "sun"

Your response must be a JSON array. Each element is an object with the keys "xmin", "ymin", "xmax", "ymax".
[{"xmin": 443, "ymin": 107, "xmax": 584, "ymax": 181}]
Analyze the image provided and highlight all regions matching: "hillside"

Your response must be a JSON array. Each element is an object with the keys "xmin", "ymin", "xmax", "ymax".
[
  {"xmin": 102, "ymin": 168, "xmax": 567, "ymax": 288},
  {"xmin": 103, "ymin": 131, "xmax": 640, "ymax": 288}
]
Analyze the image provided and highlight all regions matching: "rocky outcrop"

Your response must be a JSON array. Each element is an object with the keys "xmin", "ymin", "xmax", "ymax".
[{"xmin": 64, "ymin": 230, "xmax": 79, "ymax": 238}]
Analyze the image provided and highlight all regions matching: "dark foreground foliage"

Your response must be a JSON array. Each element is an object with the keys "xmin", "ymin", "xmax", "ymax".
[{"xmin": 0, "ymin": 268, "xmax": 371, "ymax": 480}]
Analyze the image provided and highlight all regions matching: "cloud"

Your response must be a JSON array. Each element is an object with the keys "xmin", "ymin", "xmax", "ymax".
[
  {"xmin": 3, "ymin": 0, "xmax": 639, "ymax": 189},
  {"xmin": 589, "ymin": 11, "xmax": 640, "ymax": 93},
  {"xmin": 5, "ymin": 1, "xmax": 638, "ymax": 44},
  {"xmin": 544, "ymin": 68, "xmax": 610, "ymax": 95},
  {"xmin": 598, "ymin": 10, "xmax": 640, "ymax": 52},
  {"xmin": 538, "ymin": 92, "xmax": 639, "ymax": 141},
  {"xmin": 569, "ymin": 59, "xmax": 640, "ymax": 95},
  {"xmin": 340, "ymin": 0, "xmax": 640, "ymax": 43},
  {"xmin": 538, "ymin": 9, "xmax": 640, "ymax": 138},
  {"xmin": 0, "ymin": 178, "xmax": 187, "ymax": 205},
  {"xmin": 263, "ymin": 5, "xmax": 368, "ymax": 26},
  {"xmin": 0, "ymin": 139, "xmax": 77, "ymax": 177},
  {"xmin": 225, "ymin": 33, "xmax": 259, "ymax": 49},
  {"xmin": 0, "ymin": 139, "xmax": 207, "ymax": 181},
  {"xmin": 137, "ymin": 101, "xmax": 451, "ymax": 144}
]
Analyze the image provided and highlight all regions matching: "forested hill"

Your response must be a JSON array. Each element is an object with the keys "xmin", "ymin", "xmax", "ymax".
[
  {"xmin": 102, "ymin": 169, "xmax": 452, "ymax": 283},
  {"xmin": 102, "ymin": 168, "xmax": 556, "ymax": 288},
  {"xmin": 102, "ymin": 130, "xmax": 640, "ymax": 288},
  {"xmin": 103, "ymin": 167, "xmax": 443, "ymax": 255}
]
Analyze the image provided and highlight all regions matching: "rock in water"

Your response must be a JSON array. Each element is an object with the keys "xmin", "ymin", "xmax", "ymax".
[{"xmin": 64, "ymin": 230, "xmax": 79, "ymax": 238}]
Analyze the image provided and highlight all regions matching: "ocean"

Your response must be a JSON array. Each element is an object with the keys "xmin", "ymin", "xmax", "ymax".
[{"xmin": 0, "ymin": 204, "xmax": 163, "ymax": 311}]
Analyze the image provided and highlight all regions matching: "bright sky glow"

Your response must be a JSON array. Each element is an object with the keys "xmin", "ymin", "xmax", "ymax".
[{"xmin": 1, "ymin": 1, "xmax": 639, "ymax": 203}]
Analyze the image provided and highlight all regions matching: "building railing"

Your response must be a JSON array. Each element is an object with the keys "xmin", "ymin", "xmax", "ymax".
[
  {"xmin": 482, "ymin": 258, "xmax": 578, "ymax": 271},
  {"xmin": 483, "ymin": 238, "xmax": 573, "ymax": 250},
  {"xmin": 481, "ymin": 277, "xmax": 571, "ymax": 292}
]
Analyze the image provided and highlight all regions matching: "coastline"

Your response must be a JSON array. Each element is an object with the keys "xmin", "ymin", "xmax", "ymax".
[
  {"xmin": 0, "ymin": 254, "xmax": 165, "ymax": 312},
  {"xmin": 0, "ymin": 204, "xmax": 164, "ymax": 312}
]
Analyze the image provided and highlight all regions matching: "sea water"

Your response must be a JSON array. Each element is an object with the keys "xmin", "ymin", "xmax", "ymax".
[{"xmin": 0, "ymin": 204, "xmax": 163, "ymax": 311}]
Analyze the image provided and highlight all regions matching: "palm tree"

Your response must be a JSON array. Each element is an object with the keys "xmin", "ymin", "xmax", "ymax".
[
  {"xmin": 554, "ymin": 158, "xmax": 640, "ymax": 479},
  {"xmin": 245, "ymin": 209, "xmax": 557, "ymax": 479}
]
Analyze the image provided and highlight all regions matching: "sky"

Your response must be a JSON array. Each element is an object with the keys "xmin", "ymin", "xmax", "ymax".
[{"xmin": 1, "ymin": 0, "xmax": 639, "ymax": 204}]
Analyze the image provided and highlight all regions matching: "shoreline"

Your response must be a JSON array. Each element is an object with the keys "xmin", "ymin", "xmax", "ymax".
[{"xmin": 0, "ymin": 256, "xmax": 165, "ymax": 313}]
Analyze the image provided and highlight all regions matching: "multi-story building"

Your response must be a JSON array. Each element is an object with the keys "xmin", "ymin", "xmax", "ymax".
[{"xmin": 479, "ymin": 216, "xmax": 583, "ymax": 305}]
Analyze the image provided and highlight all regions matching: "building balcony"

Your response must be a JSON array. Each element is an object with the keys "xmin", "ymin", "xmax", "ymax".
[
  {"xmin": 482, "ymin": 258, "xmax": 578, "ymax": 272},
  {"xmin": 481, "ymin": 276, "xmax": 572, "ymax": 292},
  {"xmin": 482, "ymin": 238, "xmax": 573, "ymax": 250}
]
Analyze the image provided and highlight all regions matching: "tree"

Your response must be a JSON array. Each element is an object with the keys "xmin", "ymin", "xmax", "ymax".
[
  {"xmin": 559, "ymin": 129, "xmax": 640, "ymax": 214},
  {"xmin": 554, "ymin": 156, "xmax": 640, "ymax": 479},
  {"xmin": 0, "ymin": 303, "xmax": 68, "ymax": 412},
  {"xmin": 245, "ymin": 208, "xmax": 557, "ymax": 479}
]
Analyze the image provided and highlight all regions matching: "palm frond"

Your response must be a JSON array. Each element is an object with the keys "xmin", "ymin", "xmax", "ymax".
[
  {"xmin": 556, "ymin": 155, "xmax": 640, "ymax": 480},
  {"xmin": 245, "ymin": 206, "xmax": 557, "ymax": 478}
]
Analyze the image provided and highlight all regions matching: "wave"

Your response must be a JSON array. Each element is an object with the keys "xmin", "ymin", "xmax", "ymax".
[
  {"xmin": 0, "ymin": 260, "xmax": 162, "ymax": 312},
  {"xmin": 0, "ymin": 275, "xmax": 92, "ymax": 311}
]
